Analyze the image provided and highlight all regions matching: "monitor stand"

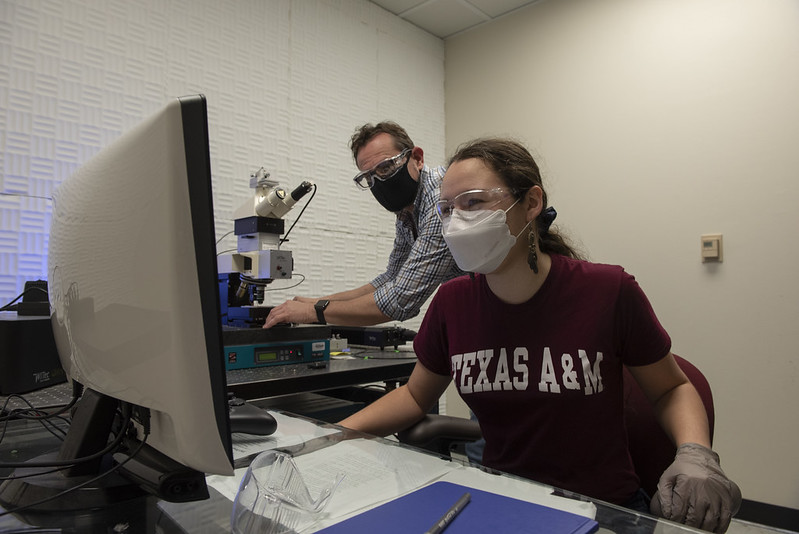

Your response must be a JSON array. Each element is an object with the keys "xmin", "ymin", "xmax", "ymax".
[{"xmin": 0, "ymin": 388, "xmax": 207, "ymax": 518}]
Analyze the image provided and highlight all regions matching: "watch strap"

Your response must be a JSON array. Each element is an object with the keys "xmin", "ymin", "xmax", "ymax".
[{"xmin": 314, "ymin": 300, "xmax": 330, "ymax": 324}]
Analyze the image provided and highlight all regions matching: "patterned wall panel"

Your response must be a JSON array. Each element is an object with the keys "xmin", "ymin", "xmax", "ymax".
[{"xmin": 0, "ymin": 0, "xmax": 445, "ymax": 330}]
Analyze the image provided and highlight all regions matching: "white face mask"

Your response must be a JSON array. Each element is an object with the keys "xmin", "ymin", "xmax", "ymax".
[{"xmin": 442, "ymin": 200, "xmax": 531, "ymax": 274}]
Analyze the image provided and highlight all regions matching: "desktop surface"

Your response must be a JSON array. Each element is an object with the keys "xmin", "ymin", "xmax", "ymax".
[
  {"xmin": 1, "ymin": 409, "xmax": 788, "ymax": 534},
  {"xmin": 226, "ymin": 352, "xmax": 415, "ymax": 400}
]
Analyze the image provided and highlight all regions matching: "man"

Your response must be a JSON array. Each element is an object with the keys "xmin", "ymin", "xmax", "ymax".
[{"xmin": 263, "ymin": 122, "xmax": 463, "ymax": 328}]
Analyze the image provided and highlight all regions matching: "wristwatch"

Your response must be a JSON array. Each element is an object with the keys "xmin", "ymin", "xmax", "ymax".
[{"xmin": 314, "ymin": 300, "xmax": 330, "ymax": 324}]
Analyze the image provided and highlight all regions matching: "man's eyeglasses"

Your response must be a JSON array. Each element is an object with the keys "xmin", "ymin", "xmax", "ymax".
[
  {"xmin": 435, "ymin": 188, "xmax": 516, "ymax": 221},
  {"xmin": 353, "ymin": 148, "xmax": 412, "ymax": 190}
]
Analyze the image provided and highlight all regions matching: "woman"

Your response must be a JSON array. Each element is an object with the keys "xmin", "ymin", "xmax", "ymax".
[{"xmin": 339, "ymin": 138, "xmax": 740, "ymax": 532}]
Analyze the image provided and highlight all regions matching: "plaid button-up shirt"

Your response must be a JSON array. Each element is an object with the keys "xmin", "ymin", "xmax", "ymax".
[{"xmin": 371, "ymin": 165, "xmax": 465, "ymax": 321}]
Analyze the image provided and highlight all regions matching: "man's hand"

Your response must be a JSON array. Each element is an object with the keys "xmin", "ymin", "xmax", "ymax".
[
  {"xmin": 651, "ymin": 443, "xmax": 742, "ymax": 533},
  {"xmin": 262, "ymin": 298, "xmax": 316, "ymax": 328}
]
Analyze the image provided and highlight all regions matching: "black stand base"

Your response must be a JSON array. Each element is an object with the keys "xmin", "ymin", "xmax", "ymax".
[{"xmin": 0, "ymin": 452, "xmax": 146, "ymax": 515}]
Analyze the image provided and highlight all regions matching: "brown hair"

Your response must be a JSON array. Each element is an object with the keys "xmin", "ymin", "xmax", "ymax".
[
  {"xmin": 449, "ymin": 137, "xmax": 582, "ymax": 260},
  {"xmin": 349, "ymin": 121, "xmax": 414, "ymax": 163}
]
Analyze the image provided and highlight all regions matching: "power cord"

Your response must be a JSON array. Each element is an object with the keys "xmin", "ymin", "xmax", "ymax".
[
  {"xmin": 0, "ymin": 286, "xmax": 49, "ymax": 313},
  {"xmin": 0, "ymin": 404, "xmax": 132, "ymax": 470},
  {"xmin": 0, "ymin": 415, "xmax": 150, "ymax": 518},
  {"xmin": 0, "ymin": 382, "xmax": 82, "ymax": 444},
  {"xmin": 279, "ymin": 182, "xmax": 317, "ymax": 245}
]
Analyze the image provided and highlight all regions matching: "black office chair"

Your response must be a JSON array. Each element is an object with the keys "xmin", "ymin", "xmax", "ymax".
[
  {"xmin": 396, "ymin": 354, "xmax": 715, "ymax": 499},
  {"xmin": 396, "ymin": 413, "xmax": 483, "ymax": 458}
]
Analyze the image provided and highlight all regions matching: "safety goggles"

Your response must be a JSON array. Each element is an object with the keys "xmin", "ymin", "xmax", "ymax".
[
  {"xmin": 353, "ymin": 148, "xmax": 412, "ymax": 190},
  {"xmin": 435, "ymin": 187, "xmax": 516, "ymax": 221}
]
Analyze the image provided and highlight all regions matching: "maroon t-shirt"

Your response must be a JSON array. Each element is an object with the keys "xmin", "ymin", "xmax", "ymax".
[{"xmin": 415, "ymin": 254, "xmax": 671, "ymax": 504}]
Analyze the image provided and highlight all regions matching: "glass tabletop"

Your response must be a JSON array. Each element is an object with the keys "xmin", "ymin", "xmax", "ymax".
[{"xmin": 0, "ymin": 410, "xmax": 781, "ymax": 534}]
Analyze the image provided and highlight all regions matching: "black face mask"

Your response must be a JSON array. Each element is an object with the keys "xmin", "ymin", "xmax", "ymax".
[{"xmin": 370, "ymin": 162, "xmax": 419, "ymax": 212}]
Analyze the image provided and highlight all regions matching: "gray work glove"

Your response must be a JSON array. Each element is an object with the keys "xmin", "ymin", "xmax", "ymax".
[{"xmin": 650, "ymin": 443, "xmax": 742, "ymax": 533}]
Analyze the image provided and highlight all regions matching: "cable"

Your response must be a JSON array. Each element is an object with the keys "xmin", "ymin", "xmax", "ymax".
[
  {"xmin": 0, "ymin": 286, "xmax": 49, "ymax": 312},
  {"xmin": 1, "ymin": 394, "xmax": 64, "ymax": 423},
  {"xmin": 260, "ymin": 273, "xmax": 306, "ymax": 292},
  {"xmin": 280, "ymin": 182, "xmax": 317, "ymax": 245},
  {"xmin": 0, "ymin": 528, "xmax": 63, "ymax": 533},
  {"xmin": 0, "ymin": 424, "xmax": 149, "ymax": 518},
  {"xmin": 0, "ymin": 397, "xmax": 60, "ymax": 444},
  {"xmin": 1, "ymin": 409, "xmax": 69, "ymax": 443},
  {"xmin": 233, "ymin": 273, "xmax": 306, "ymax": 296},
  {"xmin": 0, "ymin": 383, "xmax": 81, "ymax": 432},
  {"xmin": 237, "ymin": 274, "xmax": 271, "ymax": 286},
  {"xmin": 0, "ymin": 192, "xmax": 52, "ymax": 202},
  {"xmin": 0, "ymin": 405, "xmax": 131, "ymax": 469},
  {"xmin": 26, "ymin": 412, "xmax": 69, "ymax": 440},
  {"xmin": 215, "ymin": 229, "xmax": 234, "ymax": 245}
]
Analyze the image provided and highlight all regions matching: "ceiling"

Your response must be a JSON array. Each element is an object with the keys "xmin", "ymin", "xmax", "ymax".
[{"xmin": 370, "ymin": 0, "xmax": 543, "ymax": 39}]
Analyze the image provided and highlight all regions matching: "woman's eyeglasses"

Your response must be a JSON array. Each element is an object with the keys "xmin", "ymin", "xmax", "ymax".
[
  {"xmin": 435, "ymin": 188, "xmax": 515, "ymax": 221},
  {"xmin": 353, "ymin": 148, "xmax": 412, "ymax": 190}
]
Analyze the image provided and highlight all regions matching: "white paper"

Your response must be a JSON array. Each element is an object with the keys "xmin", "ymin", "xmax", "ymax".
[
  {"xmin": 206, "ymin": 411, "xmax": 341, "ymax": 499},
  {"xmin": 206, "ymin": 466, "xmax": 251, "ymax": 503},
  {"xmin": 231, "ymin": 411, "xmax": 341, "ymax": 461},
  {"xmin": 292, "ymin": 439, "xmax": 455, "ymax": 517}
]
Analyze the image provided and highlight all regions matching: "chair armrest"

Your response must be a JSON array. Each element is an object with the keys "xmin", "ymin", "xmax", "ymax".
[{"xmin": 396, "ymin": 414, "xmax": 482, "ymax": 448}]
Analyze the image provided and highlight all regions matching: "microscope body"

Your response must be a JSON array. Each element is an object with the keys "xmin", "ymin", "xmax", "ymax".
[{"xmin": 217, "ymin": 169, "xmax": 312, "ymax": 328}]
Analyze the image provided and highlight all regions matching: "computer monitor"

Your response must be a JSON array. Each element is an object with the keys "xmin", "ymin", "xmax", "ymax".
[{"xmin": 0, "ymin": 95, "xmax": 234, "ymax": 513}]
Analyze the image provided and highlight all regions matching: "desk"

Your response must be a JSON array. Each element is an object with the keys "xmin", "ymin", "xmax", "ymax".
[
  {"xmin": 0, "ymin": 352, "xmax": 416, "ymax": 414},
  {"xmin": 0, "ymin": 411, "xmax": 781, "ymax": 534},
  {"xmin": 226, "ymin": 351, "xmax": 416, "ymax": 400}
]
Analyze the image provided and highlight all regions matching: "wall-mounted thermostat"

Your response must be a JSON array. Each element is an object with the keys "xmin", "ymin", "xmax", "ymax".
[{"xmin": 701, "ymin": 234, "xmax": 723, "ymax": 263}]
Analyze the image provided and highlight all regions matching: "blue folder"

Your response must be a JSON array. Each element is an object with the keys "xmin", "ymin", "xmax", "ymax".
[{"xmin": 317, "ymin": 481, "xmax": 599, "ymax": 533}]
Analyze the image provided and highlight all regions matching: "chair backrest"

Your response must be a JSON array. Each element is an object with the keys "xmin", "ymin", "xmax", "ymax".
[{"xmin": 623, "ymin": 354, "xmax": 715, "ymax": 498}]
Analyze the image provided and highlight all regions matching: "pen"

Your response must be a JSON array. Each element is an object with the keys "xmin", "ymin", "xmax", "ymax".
[{"xmin": 424, "ymin": 492, "xmax": 471, "ymax": 534}]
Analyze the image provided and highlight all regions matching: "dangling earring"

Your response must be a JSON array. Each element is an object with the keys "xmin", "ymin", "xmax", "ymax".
[{"xmin": 528, "ymin": 231, "xmax": 539, "ymax": 274}]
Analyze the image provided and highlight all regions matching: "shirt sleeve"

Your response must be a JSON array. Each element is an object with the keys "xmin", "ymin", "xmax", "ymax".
[
  {"xmin": 615, "ymin": 272, "xmax": 672, "ymax": 366},
  {"xmin": 413, "ymin": 287, "xmax": 453, "ymax": 376}
]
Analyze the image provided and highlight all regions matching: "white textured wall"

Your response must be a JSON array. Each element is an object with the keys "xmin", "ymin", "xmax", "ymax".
[
  {"xmin": 445, "ymin": 0, "xmax": 799, "ymax": 509},
  {"xmin": 0, "ymin": 0, "xmax": 445, "ymax": 332}
]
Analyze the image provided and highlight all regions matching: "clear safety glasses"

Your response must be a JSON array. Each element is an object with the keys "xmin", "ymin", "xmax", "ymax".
[
  {"xmin": 435, "ymin": 187, "xmax": 516, "ymax": 221},
  {"xmin": 353, "ymin": 148, "xmax": 412, "ymax": 190}
]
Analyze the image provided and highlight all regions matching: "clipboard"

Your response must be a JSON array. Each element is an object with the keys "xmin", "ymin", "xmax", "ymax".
[{"xmin": 317, "ymin": 481, "xmax": 599, "ymax": 533}]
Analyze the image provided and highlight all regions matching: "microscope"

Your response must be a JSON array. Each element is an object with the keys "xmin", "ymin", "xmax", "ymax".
[
  {"xmin": 217, "ymin": 168, "xmax": 314, "ymax": 329},
  {"xmin": 217, "ymin": 168, "xmax": 330, "ymax": 370}
]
